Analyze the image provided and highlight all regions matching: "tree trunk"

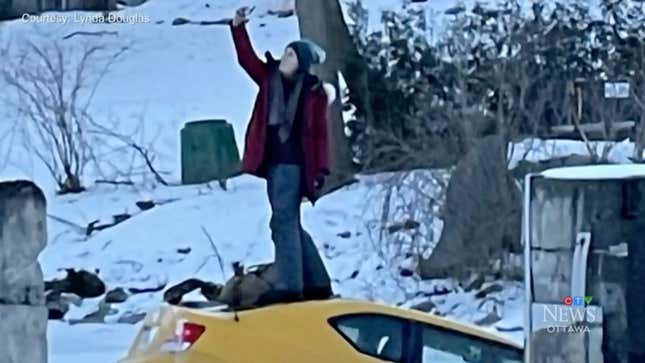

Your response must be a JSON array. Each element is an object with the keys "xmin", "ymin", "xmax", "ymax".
[
  {"xmin": 295, "ymin": 0, "xmax": 364, "ymax": 193},
  {"xmin": 418, "ymin": 134, "xmax": 522, "ymax": 280},
  {"xmin": 634, "ymin": 105, "xmax": 645, "ymax": 161}
]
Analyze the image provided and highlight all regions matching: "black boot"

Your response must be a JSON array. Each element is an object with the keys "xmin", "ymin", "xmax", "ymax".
[
  {"xmin": 163, "ymin": 278, "xmax": 206, "ymax": 305},
  {"xmin": 256, "ymin": 289, "xmax": 304, "ymax": 306},
  {"xmin": 303, "ymin": 286, "xmax": 333, "ymax": 300}
]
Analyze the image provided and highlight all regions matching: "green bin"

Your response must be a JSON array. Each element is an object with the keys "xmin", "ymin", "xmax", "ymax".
[{"xmin": 181, "ymin": 119, "xmax": 241, "ymax": 184}]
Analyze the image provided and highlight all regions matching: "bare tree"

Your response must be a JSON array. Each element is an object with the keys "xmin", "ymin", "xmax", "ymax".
[
  {"xmin": 417, "ymin": 2, "xmax": 551, "ymax": 279},
  {"xmin": 2, "ymin": 40, "xmax": 128, "ymax": 193},
  {"xmin": 633, "ymin": 85, "xmax": 645, "ymax": 161},
  {"xmin": 627, "ymin": 43, "xmax": 645, "ymax": 160}
]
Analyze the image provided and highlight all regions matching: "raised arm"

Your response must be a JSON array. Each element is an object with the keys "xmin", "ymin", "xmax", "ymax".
[{"xmin": 230, "ymin": 21, "xmax": 268, "ymax": 85}]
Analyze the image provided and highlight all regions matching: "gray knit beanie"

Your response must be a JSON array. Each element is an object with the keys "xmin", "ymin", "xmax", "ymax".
[{"xmin": 286, "ymin": 39, "xmax": 326, "ymax": 73}]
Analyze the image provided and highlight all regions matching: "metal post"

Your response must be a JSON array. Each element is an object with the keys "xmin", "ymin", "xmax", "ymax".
[
  {"xmin": 523, "ymin": 174, "xmax": 535, "ymax": 363},
  {"xmin": 571, "ymin": 232, "xmax": 591, "ymax": 298}
]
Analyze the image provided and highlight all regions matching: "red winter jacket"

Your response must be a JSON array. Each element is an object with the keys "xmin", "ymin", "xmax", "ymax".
[{"xmin": 230, "ymin": 22, "xmax": 331, "ymax": 205}]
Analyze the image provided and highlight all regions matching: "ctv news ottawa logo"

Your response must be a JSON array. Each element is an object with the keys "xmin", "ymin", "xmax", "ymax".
[
  {"xmin": 563, "ymin": 295, "xmax": 593, "ymax": 307},
  {"xmin": 541, "ymin": 296, "xmax": 598, "ymax": 334}
]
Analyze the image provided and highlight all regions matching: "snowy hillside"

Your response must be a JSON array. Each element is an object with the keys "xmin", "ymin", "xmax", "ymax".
[
  {"xmin": 2, "ymin": 0, "xmax": 642, "ymax": 362},
  {"xmin": 1, "ymin": 0, "xmax": 301, "ymax": 192}
]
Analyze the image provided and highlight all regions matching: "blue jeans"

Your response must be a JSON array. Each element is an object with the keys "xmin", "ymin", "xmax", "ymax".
[{"xmin": 267, "ymin": 164, "xmax": 331, "ymax": 294}]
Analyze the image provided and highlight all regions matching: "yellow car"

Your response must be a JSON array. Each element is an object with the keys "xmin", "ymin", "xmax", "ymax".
[{"xmin": 119, "ymin": 299, "xmax": 523, "ymax": 363}]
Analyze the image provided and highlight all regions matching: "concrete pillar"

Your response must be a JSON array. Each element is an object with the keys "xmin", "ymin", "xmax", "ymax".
[{"xmin": 0, "ymin": 181, "xmax": 48, "ymax": 363}]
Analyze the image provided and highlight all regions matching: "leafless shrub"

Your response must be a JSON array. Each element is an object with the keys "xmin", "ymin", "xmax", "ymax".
[
  {"xmin": 2, "ymin": 39, "xmax": 128, "ymax": 193},
  {"xmin": 87, "ymin": 113, "xmax": 170, "ymax": 187},
  {"xmin": 362, "ymin": 170, "xmax": 449, "ymax": 277}
]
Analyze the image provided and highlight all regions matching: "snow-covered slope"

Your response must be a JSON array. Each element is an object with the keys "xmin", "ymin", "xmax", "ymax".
[
  {"xmin": 2, "ymin": 0, "xmax": 641, "ymax": 361},
  {"xmin": 1, "ymin": 0, "xmax": 302, "ymax": 194}
]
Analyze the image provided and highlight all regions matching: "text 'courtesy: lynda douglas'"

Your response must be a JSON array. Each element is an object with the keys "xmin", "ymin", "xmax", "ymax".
[{"xmin": 21, "ymin": 13, "xmax": 151, "ymax": 25}]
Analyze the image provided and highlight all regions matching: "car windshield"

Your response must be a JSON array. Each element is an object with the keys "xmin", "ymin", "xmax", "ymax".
[{"xmin": 421, "ymin": 324, "xmax": 523, "ymax": 363}]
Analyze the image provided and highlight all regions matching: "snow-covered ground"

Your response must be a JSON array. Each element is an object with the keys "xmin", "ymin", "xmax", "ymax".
[
  {"xmin": 1, "ymin": 0, "xmax": 641, "ymax": 361},
  {"xmin": 48, "ymin": 322, "xmax": 140, "ymax": 363}
]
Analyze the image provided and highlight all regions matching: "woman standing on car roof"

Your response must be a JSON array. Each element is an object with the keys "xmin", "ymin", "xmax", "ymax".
[{"xmin": 229, "ymin": 6, "xmax": 336, "ymax": 305}]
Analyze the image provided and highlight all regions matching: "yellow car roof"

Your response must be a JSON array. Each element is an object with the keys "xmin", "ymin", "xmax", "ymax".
[{"xmin": 193, "ymin": 298, "xmax": 522, "ymax": 350}]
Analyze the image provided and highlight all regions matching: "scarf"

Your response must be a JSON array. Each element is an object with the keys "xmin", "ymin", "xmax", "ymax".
[{"xmin": 268, "ymin": 68, "xmax": 305, "ymax": 143}]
